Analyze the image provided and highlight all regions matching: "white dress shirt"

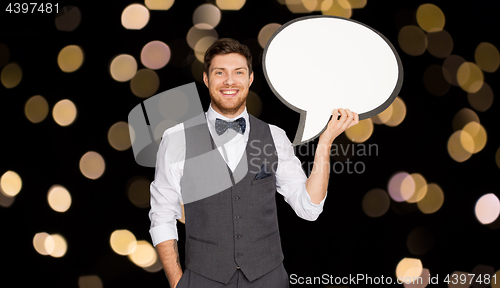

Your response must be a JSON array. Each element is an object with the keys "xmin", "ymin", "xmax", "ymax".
[{"xmin": 149, "ymin": 104, "xmax": 327, "ymax": 247}]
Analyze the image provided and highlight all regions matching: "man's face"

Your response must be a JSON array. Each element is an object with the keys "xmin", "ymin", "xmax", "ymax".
[{"xmin": 203, "ymin": 53, "xmax": 254, "ymax": 118}]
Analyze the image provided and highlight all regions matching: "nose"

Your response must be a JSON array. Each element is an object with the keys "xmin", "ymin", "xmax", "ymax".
[{"xmin": 224, "ymin": 73, "xmax": 236, "ymax": 86}]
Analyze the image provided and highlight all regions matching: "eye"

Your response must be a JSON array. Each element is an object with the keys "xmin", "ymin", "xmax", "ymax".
[
  {"xmin": 236, "ymin": 71, "xmax": 243, "ymax": 75},
  {"xmin": 215, "ymin": 71, "xmax": 223, "ymax": 75}
]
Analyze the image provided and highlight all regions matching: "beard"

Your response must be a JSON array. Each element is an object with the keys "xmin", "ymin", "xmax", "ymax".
[{"xmin": 210, "ymin": 90, "xmax": 248, "ymax": 116}]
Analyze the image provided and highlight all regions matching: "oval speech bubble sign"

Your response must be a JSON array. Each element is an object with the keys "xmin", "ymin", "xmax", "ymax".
[{"xmin": 263, "ymin": 15, "xmax": 403, "ymax": 146}]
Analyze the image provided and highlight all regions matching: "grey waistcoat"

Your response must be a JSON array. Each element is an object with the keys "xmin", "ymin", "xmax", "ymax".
[{"xmin": 180, "ymin": 114, "xmax": 284, "ymax": 284}]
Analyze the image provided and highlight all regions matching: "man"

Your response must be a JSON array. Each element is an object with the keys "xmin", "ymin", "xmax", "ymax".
[{"xmin": 149, "ymin": 38, "xmax": 359, "ymax": 288}]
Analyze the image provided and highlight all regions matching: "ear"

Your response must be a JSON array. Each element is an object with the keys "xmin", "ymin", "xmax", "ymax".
[
  {"xmin": 249, "ymin": 71, "xmax": 254, "ymax": 87},
  {"xmin": 203, "ymin": 72, "xmax": 209, "ymax": 88}
]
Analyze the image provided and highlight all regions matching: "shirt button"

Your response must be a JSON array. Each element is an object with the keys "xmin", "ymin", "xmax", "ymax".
[
  {"xmin": 236, "ymin": 253, "xmax": 243, "ymax": 258},
  {"xmin": 234, "ymin": 215, "xmax": 240, "ymax": 219},
  {"xmin": 236, "ymin": 234, "xmax": 242, "ymax": 239},
  {"xmin": 233, "ymin": 196, "xmax": 240, "ymax": 200}
]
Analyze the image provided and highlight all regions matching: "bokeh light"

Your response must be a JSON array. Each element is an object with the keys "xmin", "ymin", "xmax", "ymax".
[
  {"xmin": 186, "ymin": 26, "xmax": 218, "ymax": 50},
  {"xmin": 371, "ymin": 105, "xmax": 393, "ymax": 125},
  {"xmin": 493, "ymin": 270, "xmax": 500, "ymax": 288},
  {"xmin": 406, "ymin": 173, "xmax": 428, "ymax": 203},
  {"xmin": 448, "ymin": 130, "xmax": 473, "ymax": 162},
  {"xmin": 121, "ymin": 4, "xmax": 149, "ymax": 30},
  {"xmin": 108, "ymin": 121, "xmax": 133, "ymax": 151},
  {"xmin": 55, "ymin": 6, "xmax": 82, "ymax": 32},
  {"xmin": 496, "ymin": 147, "xmax": 500, "ymax": 170},
  {"xmin": 457, "ymin": 62, "xmax": 484, "ymax": 93},
  {"xmin": 49, "ymin": 234, "xmax": 67, "ymax": 257},
  {"xmin": 141, "ymin": 41, "xmax": 171, "ymax": 70},
  {"xmin": 142, "ymin": 251, "xmax": 163, "ymax": 273},
  {"xmin": 474, "ymin": 42, "xmax": 500, "ymax": 73},
  {"xmin": 467, "ymin": 82, "xmax": 494, "ymax": 112},
  {"xmin": 110, "ymin": 54, "xmax": 137, "ymax": 82},
  {"xmin": 416, "ymin": 4, "xmax": 445, "ymax": 32},
  {"xmin": 362, "ymin": 188, "xmax": 390, "ymax": 217},
  {"xmin": 80, "ymin": 151, "xmax": 105, "ymax": 180},
  {"xmin": 0, "ymin": 170, "xmax": 22, "ymax": 197},
  {"xmin": 475, "ymin": 193, "xmax": 500, "ymax": 225},
  {"xmin": 403, "ymin": 268, "xmax": 430, "ymax": 288},
  {"xmin": 128, "ymin": 240, "xmax": 156, "ymax": 267},
  {"xmin": 452, "ymin": 108, "xmax": 479, "ymax": 131},
  {"xmin": 448, "ymin": 272, "xmax": 472, "ymax": 288},
  {"xmin": 247, "ymin": 91, "xmax": 262, "ymax": 118},
  {"xmin": 258, "ymin": 23, "xmax": 282, "ymax": 49},
  {"xmin": 388, "ymin": 172, "xmax": 415, "ymax": 202},
  {"xmin": 384, "ymin": 96, "xmax": 406, "ymax": 127},
  {"xmin": 194, "ymin": 36, "xmax": 218, "ymax": 62},
  {"xmin": 25, "ymin": 95, "xmax": 49, "ymax": 123},
  {"xmin": 345, "ymin": 118, "xmax": 373, "ymax": 143},
  {"xmin": 216, "ymin": 0, "xmax": 246, "ymax": 10},
  {"xmin": 47, "ymin": 185, "xmax": 72, "ymax": 213},
  {"xmin": 191, "ymin": 58, "xmax": 204, "ymax": 83},
  {"xmin": 398, "ymin": 26, "xmax": 427, "ymax": 56},
  {"xmin": 145, "ymin": 0, "xmax": 175, "ymax": 10},
  {"xmin": 193, "ymin": 4, "xmax": 221, "ymax": 29},
  {"xmin": 58, "ymin": 45, "xmax": 84, "ymax": 73},
  {"xmin": 126, "ymin": 176, "xmax": 151, "ymax": 208},
  {"xmin": 110, "ymin": 229, "xmax": 137, "ymax": 255},
  {"xmin": 78, "ymin": 275, "xmax": 103, "ymax": 288},
  {"xmin": 407, "ymin": 227, "xmax": 434, "ymax": 255},
  {"xmin": 396, "ymin": 258, "xmax": 423, "ymax": 280},
  {"xmin": 0, "ymin": 191, "xmax": 15, "ymax": 207},
  {"xmin": 33, "ymin": 232, "xmax": 54, "ymax": 255},
  {"xmin": 1, "ymin": 62, "xmax": 22, "ymax": 88},
  {"xmin": 442, "ymin": 55, "xmax": 465, "ymax": 86},
  {"xmin": 347, "ymin": 0, "xmax": 366, "ymax": 9},
  {"xmin": 130, "ymin": 69, "xmax": 160, "ymax": 98},
  {"xmin": 52, "ymin": 99, "xmax": 77, "ymax": 126},
  {"xmin": 462, "ymin": 121, "xmax": 487, "ymax": 154},
  {"xmin": 416, "ymin": 183, "xmax": 444, "ymax": 214},
  {"xmin": 321, "ymin": 0, "xmax": 352, "ymax": 18},
  {"xmin": 286, "ymin": 0, "xmax": 313, "ymax": 13},
  {"xmin": 423, "ymin": 64, "xmax": 450, "ymax": 96},
  {"xmin": 426, "ymin": 30, "xmax": 453, "ymax": 58}
]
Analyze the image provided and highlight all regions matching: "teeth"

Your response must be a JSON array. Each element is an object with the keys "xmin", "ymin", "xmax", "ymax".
[{"xmin": 222, "ymin": 90, "xmax": 237, "ymax": 95}]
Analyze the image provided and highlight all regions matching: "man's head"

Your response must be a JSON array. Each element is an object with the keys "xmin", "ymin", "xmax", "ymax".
[{"xmin": 203, "ymin": 38, "xmax": 254, "ymax": 118}]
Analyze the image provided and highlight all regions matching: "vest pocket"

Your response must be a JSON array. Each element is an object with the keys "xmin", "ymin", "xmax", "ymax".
[
  {"xmin": 253, "ymin": 230, "xmax": 278, "ymax": 242},
  {"xmin": 251, "ymin": 175, "xmax": 274, "ymax": 186},
  {"xmin": 188, "ymin": 235, "xmax": 218, "ymax": 246}
]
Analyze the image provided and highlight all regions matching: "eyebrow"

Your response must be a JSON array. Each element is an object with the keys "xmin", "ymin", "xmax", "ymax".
[{"xmin": 211, "ymin": 67, "xmax": 248, "ymax": 72}]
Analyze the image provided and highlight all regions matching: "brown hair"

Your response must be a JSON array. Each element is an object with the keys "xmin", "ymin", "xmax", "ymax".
[{"xmin": 204, "ymin": 38, "xmax": 253, "ymax": 76}]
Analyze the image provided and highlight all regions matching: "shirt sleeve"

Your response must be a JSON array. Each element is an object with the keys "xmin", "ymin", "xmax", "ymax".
[
  {"xmin": 148, "ymin": 125, "xmax": 185, "ymax": 247},
  {"xmin": 270, "ymin": 125, "xmax": 327, "ymax": 221}
]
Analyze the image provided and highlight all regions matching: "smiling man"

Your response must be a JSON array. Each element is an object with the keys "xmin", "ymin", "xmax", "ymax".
[{"xmin": 149, "ymin": 38, "xmax": 359, "ymax": 288}]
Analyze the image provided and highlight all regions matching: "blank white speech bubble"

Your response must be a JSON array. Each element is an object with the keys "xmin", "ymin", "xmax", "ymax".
[{"xmin": 263, "ymin": 16, "xmax": 403, "ymax": 145}]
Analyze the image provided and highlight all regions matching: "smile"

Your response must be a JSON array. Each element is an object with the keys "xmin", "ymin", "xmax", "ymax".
[{"xmin": 220, "ymin": 89, "xmax": 239, "ymax": 97}]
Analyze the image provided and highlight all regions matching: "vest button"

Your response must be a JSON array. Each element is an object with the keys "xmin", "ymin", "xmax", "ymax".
[
  {"xmin": 236, "ymin": 234, "xmax": 242, "ymax": 238},
  {"xmin": 234, "ymin": 215, "xmax": 240, "ymax": 219},
  {"xmin": 236, "ymin": 253, "xmax": 243, "ymax": 257},
  {"xmin": 233, "ymin": 196, "xmax": 240, "ymax": 200}
]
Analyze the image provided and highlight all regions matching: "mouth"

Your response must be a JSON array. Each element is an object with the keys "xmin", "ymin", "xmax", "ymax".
[{"xmin": 220, "ymin": 89, "xmax": 239, "ymax": 97}]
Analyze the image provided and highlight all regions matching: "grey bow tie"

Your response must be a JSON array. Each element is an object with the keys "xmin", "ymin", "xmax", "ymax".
[{"xmin": 215, "ymin": 117, "xmax": 246, "ymax": 135}]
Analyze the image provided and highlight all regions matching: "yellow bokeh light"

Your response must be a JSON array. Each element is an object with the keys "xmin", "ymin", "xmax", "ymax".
[
  {"xmin": 442, "ymin": 55, "xmax": 465, "ymax": 86},
  {"xmin": 1, "ymin": 170, "xmax": 22, "ymax": 197},
  {"xmin": 362, "ymin": 188, "xmax": 390, "ymax": 217},
  {"xmin": 492, "ymin": 270, "xmax": 500, "ymax": 288},
  {"xmin": 33, "ymin": 232, "xmax": 53, "ymax": 255},
  {"xmin": 25, "ymin": 95, "xmax": 49, "ymax": 124},
  {"xmin": 321, "ymin": 0, "xmax": 352, "ymax": 18},
  {"xmin": 396, "ymin": 258, "xmax": 423, "ymax": 280},
  {"xmin": 110, "ymin": 54, "xmax": 137, "ymax": 82},
  {"xmin": 347, "ymin": 0, "xmax": 366, "ymax": 9},
  {"xmin": 398, "ymin": 25, "xmax": 427, "ymax": 56},
  {"xmin": 1, "ymin": 62, "xmax": 22, "ymax": 88},
  {"xmin": 371, "ymin": 105, "xmax": 393, "ymax": 125},
  {"xmin": 467, "ymin": 82, "xmax": 494, "ymax": 112},
  {"xmin": 426, "ymin": 30, "xmax": 453, "ymax": 58},
  {"xmin": 457, "ymin": 62, "xmax": 484, "ymax": 93},
  {"xmin": 475, "ymin": 193, "xmax": 500, "ymax": 225},
  {"xmin": 388, "ymin": 172, "xmax": 415, "ymax": 202},
  {"xmin": 47, "ymin": 185, "xmax": 72, "ymax": 213},
  {"xmin": 475, "ymin": 42, "xmax": 500, "ymax": 73},
  {"xmin": 145, "ymin": 0, "xmax": 174, "ymax": 10},
  {"xmin": 385, "ymin": 96, "xmax": 406, "ymax": 127},
  {"xmin": 216, "ymin": 0, "xmax": 246, "ymax": 10},
  {"xmin": 108, "ymin": 121, "xmax": 133, "ymax": 151},
  {"xmin": 193, "ymin": 4, "xmax": 221, "ymax": 29},
  {"xmin": 49, "ymin": 234, "xmax": 67, "ymax": 258},
  {"xmin": 194, "ymin": 36, "xmax": 218, "ymax": 63},
  {"xmin": 247, "ymin": 91, "xmax": 262, "ymax": 118},
  {"xmin": 417, "ymin": 183, "xmax": 444, "ymax": 214},
  {"xmin": 406, "ymin": 173, "xmax": 428, "ymax": 203},
  {"xmin": 302, "ymin": 0, "xmax": 319, "ymax": 11},
  {"xmin": 186, "ymin": 26, "xmax": 218, "ymax": 50},
  {"xmin": 142, "ymin": 252, "xmax": 164, "ymax": 273},
  {"xmin": 110, "ymin": 229, "xmax": 137, "ymax": 255},
  {"xmin": 121, "ymin": 4, "xmax": 150, "ymax": 30},
  {"xmin": 286, "ymin": 0, "xmax": 311, "ymax": 13},
  {"xmin": 52, "ymin": 99, "xmax": 77, "ymax": 126},
  {"xmin": 452, "ymin": 108, "xmax": 479, "ymax": 131},
  {"xmin": 448, "ymin": 130, "xmax": 473, "ymax": 162},
  {"xmin": 128, "ymin": 240, "xmax": 157, "ymax": 267},
  {"xmin": 462, "ymin": 122, "xmax": 487, "ymax": 154},
  {"xmin": 416, "ymin": 4, "xmax": 445, "ymax": 32},
  {"xmin": 58, "ymin": 45, "xmax": 84, "ymax": 73},
  {"xmin": 345, "ymin": 118, "xmax": 373, "ymax": 143},
  {"xmin": 127, "ymin": 176, "xmax": 151, "ymax": 209},
  {"xmin": 79, "ymin": 151, "xmax": 106, "ymax": 180},
  {"xmin": 141, "ymin": 41, "xmax": 171, "ymax": 70},
  {"xmin": 258, "ymin": 23, "xmax": 281, "ymax": 49},
  {"xmin": 130, "ymin": 69, "xmax": 160, "ymax": 98},
  {"xmin": 78, "ymin": 275, "xmax": 103, "ymax": 288}
]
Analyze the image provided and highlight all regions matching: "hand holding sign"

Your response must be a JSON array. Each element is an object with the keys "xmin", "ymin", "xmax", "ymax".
[{"xmin": 263, "ymin": 16, "xmax": 403, "ymax": 145}]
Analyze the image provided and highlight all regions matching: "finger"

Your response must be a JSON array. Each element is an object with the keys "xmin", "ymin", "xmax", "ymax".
[
  {"xmin": 338, "ymin": 108, "xmax": 347, "ymax": 123},
  {"xmin": 347, "ymin": 112, "xmax": 360, "ymax": 129}
]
